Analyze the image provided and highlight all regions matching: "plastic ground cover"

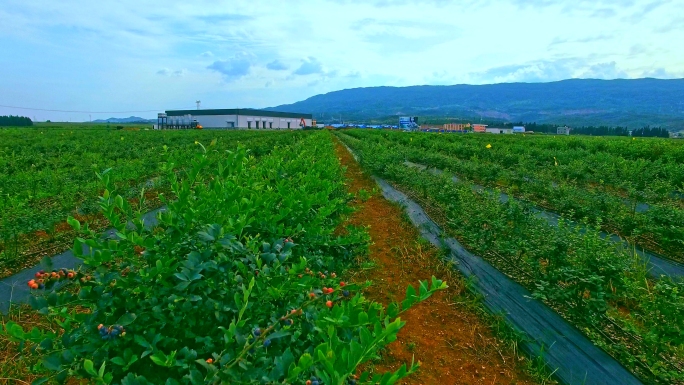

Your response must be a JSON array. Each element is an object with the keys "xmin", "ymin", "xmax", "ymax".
[
  {"xmin": 404, "ymin": 161, "xmax": 684, "ymax": 279},
  {"xmin": 0, "ymin": 207, "xmax": 166, "ymax": 314},
  {"xmin": 340, "ymin": 143, "xmax": 642, "ymax": 385}
]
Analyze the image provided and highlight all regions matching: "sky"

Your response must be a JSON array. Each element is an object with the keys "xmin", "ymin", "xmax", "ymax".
[{"xmin": 1, "ymin": 0, "xmax": 683, "ymax": 121}]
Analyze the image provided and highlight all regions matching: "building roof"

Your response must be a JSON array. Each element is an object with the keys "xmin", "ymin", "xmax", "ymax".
[{"xmin": 166, "ymin": 108, "xmax": 312, "ymax": 119}]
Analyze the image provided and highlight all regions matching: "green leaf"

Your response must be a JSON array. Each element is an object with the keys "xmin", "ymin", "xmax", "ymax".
[
  {"xmin": 98, "ymin": 361, "xmax": 107, "ymax": 378},
  {"xmin": 42, "ymin": 354, "xmax": 62, "ymax": 371},
  {"xmin": 67, "ymin": 216, "xmax": 81, "ymax": 231},
  {"xmin": 39, "ymin": 256, "xmax": 54, "ymax": 273},
  {"xmin": 111, "ymin": 357, "xmax": 126, "ymax": 366},
  {"xmin": 116, "ymin": 313, "xmax": 137, "ymax": 326},
  {"xmin": 150, "ymin": 351, "xmax": 172, "ymax": 367},
  {"xmin": 84, "ymin": 359, "xmax": 98, "ymax": 376}
]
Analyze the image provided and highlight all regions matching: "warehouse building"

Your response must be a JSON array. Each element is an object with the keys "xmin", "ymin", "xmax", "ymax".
[
  {"xmin": 156, "ymin": 108, "xmax": 313, "ymax": 130},
  {"xmin": 557, "ymin": 126, "xmax": 571, "ymax": 135},
  {"xmin": 486, "ymin": 127, "xmax": 512, "ymax": 134}
]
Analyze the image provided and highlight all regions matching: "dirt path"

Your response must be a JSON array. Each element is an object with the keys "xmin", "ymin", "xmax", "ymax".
[{"xmin": 334, "ymin": 139, "xmax": 539, "ymax": 385}]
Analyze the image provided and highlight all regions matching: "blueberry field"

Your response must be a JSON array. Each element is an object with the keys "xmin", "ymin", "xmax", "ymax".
[
  {"xmin": 1, "ymin": 126, "xmax": 682, "ymax": 384},
  {"xmin": 0, "ymin": 127, "xmax": 308, "ymax": 276},
  {"xmin": 336, "ymin": 130, "xmax": 684, "ymax": 384}
]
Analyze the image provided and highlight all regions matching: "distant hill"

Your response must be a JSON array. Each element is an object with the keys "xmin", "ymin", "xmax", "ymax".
[
  {"xmin": 92, "ymin": 116, "xmax": 154, "ymax": 123},
  {"xmin": 268, "ymin": 78, "xmax": 684, "ymax": 129}
]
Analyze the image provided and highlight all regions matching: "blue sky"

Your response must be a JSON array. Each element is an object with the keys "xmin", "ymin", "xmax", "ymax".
[{"xmin": 1, "ymin": 0, "xmax": 682, "ymax": 121}]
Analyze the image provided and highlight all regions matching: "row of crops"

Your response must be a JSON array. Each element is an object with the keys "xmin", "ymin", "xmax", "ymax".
[
  {"xmin": 2, "ymin": 131, "xmax": 446, "ymax": 384},
  {"xmin": 341, "ymin": 130, "xmax": 684, "ymax": 263},
  {"xmin": 0, "ymin": 128, "xmax": 311, "ymax": 275},
  {"xmin": 335, "ymin": 130, "xmax": 684, "ymax": 384}
]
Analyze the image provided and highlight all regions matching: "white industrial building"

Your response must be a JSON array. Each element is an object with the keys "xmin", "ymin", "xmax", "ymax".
[{"xmin": 156, "ymin": 108, "xmax": 313, "ymax": 130}]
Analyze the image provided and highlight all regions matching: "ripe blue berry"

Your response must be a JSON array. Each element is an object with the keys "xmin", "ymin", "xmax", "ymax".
[
  {"xmin": 252, "ymin": 328, "xmax": 261, "ymax": 337},
  {"xmin": 263, "ymin": 339, "xmax": 271, "ymax": 347},
  {"xmin": 312, "ymin": 381, "xmax": 319, "ymax": 385},
  {"xmin": 38, "ymin": 284, "xmax": 45, "ymax": 289},
  {"xmin": 343, "ymin": 290, "xmax": 350, "ymax": 297}
]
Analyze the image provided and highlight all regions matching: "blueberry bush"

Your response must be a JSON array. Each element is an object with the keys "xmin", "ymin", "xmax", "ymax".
[
  {"xmin": 340, "ymin": 129, "xmax": 684, "ymax": 262},
  {"xmin": 2, "ymin": 132, "xmax": 447, "ymax": 384},
  {"xmin": 336, "ymin": 130, "xmax": 684, "ymax": 384}
]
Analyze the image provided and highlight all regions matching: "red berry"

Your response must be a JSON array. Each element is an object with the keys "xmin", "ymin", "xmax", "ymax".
[
  {"xmin": 306, "ymin": 381, "xmax": 312, "ymax": 385},
  {"xmin": 206, "ymin": 358, "xmax": 213, "ymax": 364},
  {"xmin": 326, "ymin": 300, "xmax": 333, "ymax": 308},
  {"xmin": 309, "ymin": 292, "xmax": 316, "ymax": 299},
  {"xmin": 67, "ymin": 272, "xmax": 74, "ymax": 279},
  {"xmin": 291, "ymin": 309, "xmax": 297, "ymax": 314},
  {"xmin": 340, "ymin": 282, "xmax": 346, "ymax": 287},
  {"xmin": 34, "ymin": 272, "xmax": 41, "ymax": 278}
]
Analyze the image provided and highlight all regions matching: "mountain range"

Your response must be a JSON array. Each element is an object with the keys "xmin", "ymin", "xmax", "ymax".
[
  {"xmin": 269, "ymin": 78, "xmax": 684, "ymax": 129},
  {"xmin": 92, "ymin": 116, "xmax": 155, "ymax": 123}
]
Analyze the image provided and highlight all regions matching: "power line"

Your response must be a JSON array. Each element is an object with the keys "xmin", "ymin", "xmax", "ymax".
[{"xmin": 0, "ymin": 104, "xmax": 192, "ymax": 114}]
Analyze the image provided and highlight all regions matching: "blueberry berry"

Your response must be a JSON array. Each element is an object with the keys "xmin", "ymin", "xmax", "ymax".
[
  {"xmin": 263, "ymin": 339, "xmax": 271, "ymax": 347},
  {"xmin": 252, "ymin": 327, "xmax": 261, "ymax": 337},
  {"xmin": 343, "ymin": 290, "xmax": 350, "ymax": 297}
]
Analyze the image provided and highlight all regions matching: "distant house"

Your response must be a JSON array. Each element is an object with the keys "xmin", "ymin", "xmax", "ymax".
[
  {"xmin": 444, "ymin": 123, "xmax": 470, "ymax": 131},
  {"xmin": 473, "ymin": 124, "xmax": 488, "ymax": 133},
  {"xmin": 512, "ymin": 126, "xmax": 526, "ymax": 133},
  {"xmin": 486, "ymin": 128, "xmax": 512, "ymax": 134},
  {"xmin": 557, "ymin": 126, "xmax": 571, "ymax": 135}
]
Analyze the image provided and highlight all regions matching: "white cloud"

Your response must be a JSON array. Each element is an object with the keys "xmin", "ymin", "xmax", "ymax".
[
  {"xmin": 293, "ymin": 57, "xmax": 324, "ymax": 76},
  {"xmin": 0, "ymin": 0, "xmax": 682, "ymax": 121},
  {"xmin": 157, "ymin": 68, "xmax": 186, "ymax": 77},
  {"xmin": 207, "ymin": 53, "xmax": 253, "ymax": 81},
  {"xmin": 267, "ymin": 60, "xmax": 288, "ymax": 70}
]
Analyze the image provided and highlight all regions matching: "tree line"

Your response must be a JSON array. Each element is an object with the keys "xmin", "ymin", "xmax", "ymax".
[
  {"xmin": 0, "ymin": 115, "xmax": 33, "ymax": 127},
  {"xmin": 507, "ymin": 122, "xmax": 670, "ymax": 137}
]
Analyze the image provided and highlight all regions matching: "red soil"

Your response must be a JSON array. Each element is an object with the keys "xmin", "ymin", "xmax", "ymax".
[{"xmin": 334, "ymin": 138, "xmax": 537, "ymax": 385}]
